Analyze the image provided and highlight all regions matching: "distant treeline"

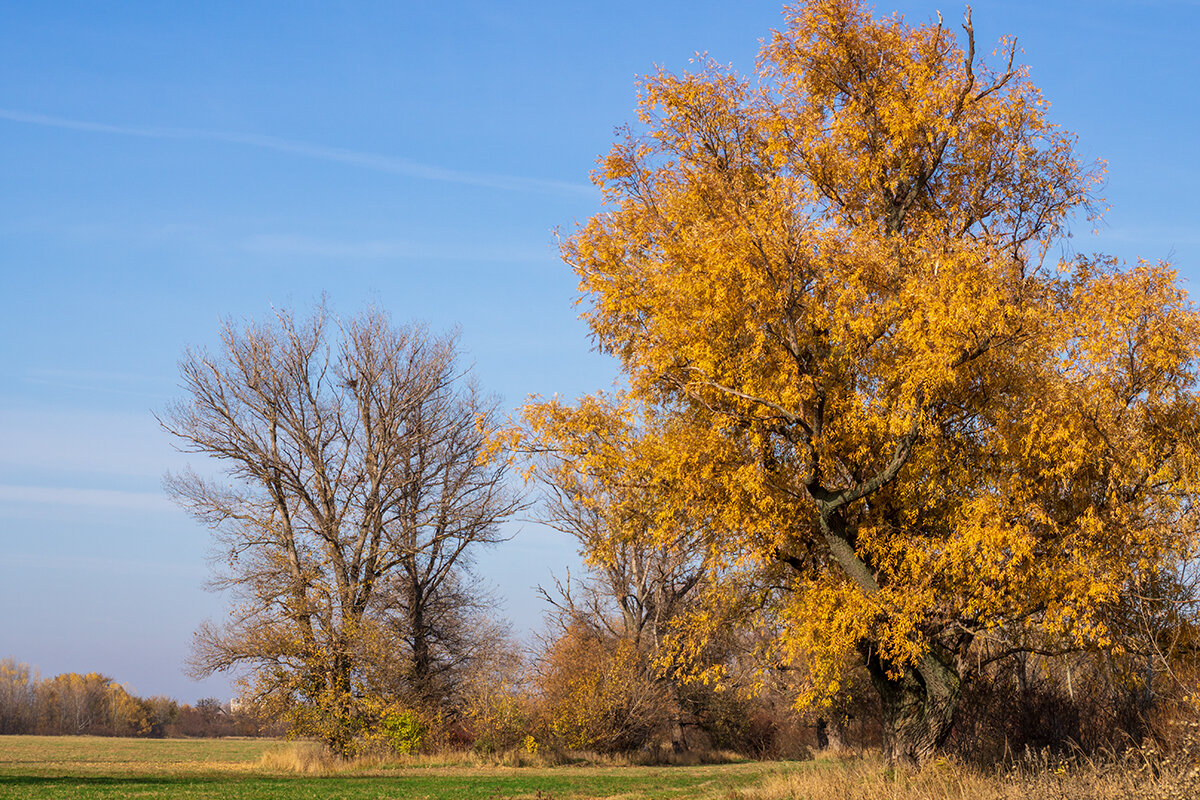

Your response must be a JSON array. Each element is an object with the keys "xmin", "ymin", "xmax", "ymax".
[{"xmin": 0, "ymin": 658, "xmax": 265, "ymax": 737}]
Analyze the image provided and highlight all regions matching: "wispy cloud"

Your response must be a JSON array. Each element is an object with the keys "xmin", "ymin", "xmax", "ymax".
[
  {"xmin": 0, "ymin": 484, "xmax": 174, "ymax": 512},
  {"xmin": 0, "ymin": 108, "xmax": 594, "ymax": 197}
]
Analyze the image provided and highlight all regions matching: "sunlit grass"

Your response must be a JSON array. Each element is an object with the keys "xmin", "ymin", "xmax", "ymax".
[
  {"xmin": 0, "ymin": 735, "xmax": 802, "ymax": 799},
  {"xmin": 0, "ymin": 735, "xmax": 276, "ymax": 775},
  {"xmin": 3, "ymin": 735, "xmax": 1195, "ymax": 799}
]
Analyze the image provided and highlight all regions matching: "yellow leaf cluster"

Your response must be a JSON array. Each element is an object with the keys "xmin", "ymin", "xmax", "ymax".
[{"xmin": 535, "ymin": 0, "xmax": 1200, "ymax": 711}]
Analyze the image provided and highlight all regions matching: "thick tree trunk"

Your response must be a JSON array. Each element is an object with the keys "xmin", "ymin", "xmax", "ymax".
[
  {"xmin": 669, "ymin": 717, "xmax": 686, "ymax": 753},
  {"xmin": 811, "ymin": 508, "xmax": 962, "ymax": 763},
  {"xmin": 406, "ymin": 576, "xmax": 437, "ymax": 707},
  {"xmin": 815, "ymin": 716, "xmax": 845, "ymax": 751},
  {"xmin": 323, "ymin": 651, "xmax": 357, "ymax": 756},
  {"xmin": 410, "ymin": 611, "xmax": 431, "ymax": 694},
  {"xmin": 865, "ymin": 648, "xmax": 961, "ymax": 766}
]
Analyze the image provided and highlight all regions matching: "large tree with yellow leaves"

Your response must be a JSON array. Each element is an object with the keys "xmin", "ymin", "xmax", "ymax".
[{"xmin": 529, "ymin": 0, "xmax": 1200, "ymax": 764}]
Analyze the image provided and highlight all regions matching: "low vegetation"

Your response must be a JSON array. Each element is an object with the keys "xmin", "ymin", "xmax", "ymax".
[
  {"xmin": 0, "ymin": 735, "xmax": 798, "ymax": 799},
  {"xmin": 3, "ymin": 735, "xmax": 1200, "ymax": 799},
  {"xmin": 746, "ymin": 740, "xmax": 1200, "ymax": 800}
]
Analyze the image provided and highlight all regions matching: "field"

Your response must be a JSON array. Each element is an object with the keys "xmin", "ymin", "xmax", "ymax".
[
  {"xmin": 3, "ymin": 735, "xmax": 1197, "ymax": 799},
  {"xmin": 0, "ymin": 736, "xmax": 807, "ymax": 799}
]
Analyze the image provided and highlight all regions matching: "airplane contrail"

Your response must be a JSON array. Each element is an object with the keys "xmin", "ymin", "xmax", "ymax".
[{"xmin": 0, "ymin": 107, "xmax": 593, "ymax": 197}]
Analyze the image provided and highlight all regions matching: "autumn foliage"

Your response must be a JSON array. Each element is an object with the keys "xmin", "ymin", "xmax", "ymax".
[
  {"xmin": 527, "ymin": 0, "xmax": 1200, "ymax": 765},
  {"xmin": 0, "ymin": 658, "xmax": 254, "ymax": 738}
]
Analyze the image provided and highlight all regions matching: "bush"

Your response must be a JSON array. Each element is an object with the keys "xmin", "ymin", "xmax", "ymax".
[
  {"xmin": 459, "ymin": 644, "xmax": 538, "ymax": 755},
  {"xmin": 378, "ymin": 708, "xmax": 427, "ymax": 754},
  {"xmin": 537, "ymin": 624, "xmax": 671, "ymax": 753}
]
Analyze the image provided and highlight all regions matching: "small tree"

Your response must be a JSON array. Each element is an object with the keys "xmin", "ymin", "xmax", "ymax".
[{"xmin": 163, "ymin": 304, "xmax": 519, "ymax": 754}]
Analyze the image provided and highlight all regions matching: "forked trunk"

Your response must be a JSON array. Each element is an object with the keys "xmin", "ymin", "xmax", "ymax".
[{"xmin": 865, "ymin": 648, "xmax": 961, "ymax": 766}]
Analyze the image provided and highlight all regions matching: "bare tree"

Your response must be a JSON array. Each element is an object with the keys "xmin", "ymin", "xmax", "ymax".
[
  {"xmin": 0, "ymin": 659, "xmax": 36, "ymax": 735},
  {"xmin": 161, "ymin": 305, "xmax": 520, "ymax": 753}
]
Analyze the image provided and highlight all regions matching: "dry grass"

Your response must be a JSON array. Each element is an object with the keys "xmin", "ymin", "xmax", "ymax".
[
  {"xmin": 742, "ymin": 740, "xmax": 1200, "ymax": 800},
  {"xmin": 0, "ymin": 734, "xmax": 277, "ymax": 777},
  {"xmin": 257, "ymin": 736, "xmax": 1200, "ymax": 799},
  {"xmin": 257, "ymin": 740, "xmax": 346, "ymax": 774},
  {"xmin": 746, "ymin": 755, "xmax": 995, "ymax": 800},
  {"xmin": 257, "ymin": 739, "xmax": 749, "ymax": 774}
]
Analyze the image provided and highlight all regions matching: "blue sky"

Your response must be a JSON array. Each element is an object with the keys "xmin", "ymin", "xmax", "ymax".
[{"xmin": 1, "ymin": 1, "xmax": 1198, "ymax": 702}]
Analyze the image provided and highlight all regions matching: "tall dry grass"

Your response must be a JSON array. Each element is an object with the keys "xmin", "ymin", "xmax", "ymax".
[
  {"xmin": 257, "ymin": 740, "xmax": 748, "ymax": 774},
  {"xmin": 258, "ymin": 734, "xmax": 1200, "ymax": 798},
  {"xmin": 745, "ymin": 735, "xmax": 1200, "ymax": 800}
]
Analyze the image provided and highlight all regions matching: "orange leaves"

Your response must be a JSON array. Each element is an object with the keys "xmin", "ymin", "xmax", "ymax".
[
  {"xmin": 521, "ymin": 394, "xmax": 785, "ymax": 567},
  {"xmin": 538, "ymin": 625, "xmax": 670, "ymax": 752},
  {"xmin": 776, "ymin": 579, "xmax": 869, "ymax": 708},
  {"xmin": 1061, "ymin": 258, "xmax": 1200, "ymax": 401},
  {"xmin": 544, "ymin": 0, "xmax": 1200, "ymax": 724}
]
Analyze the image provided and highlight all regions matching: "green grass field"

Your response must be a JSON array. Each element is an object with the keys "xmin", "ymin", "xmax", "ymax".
[
  {"xmin": 0, "ymin": 736, "xmax": 805, "ymax": 799},
  {"xmin": 5, "ymin": 736, "xmax": 1195, "ymax": 799}
]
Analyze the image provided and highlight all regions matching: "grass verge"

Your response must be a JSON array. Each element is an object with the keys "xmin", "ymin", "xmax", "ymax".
[{"xmin": 742, "ymin": 747, "xmax": 1200, "ymax": 800}]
